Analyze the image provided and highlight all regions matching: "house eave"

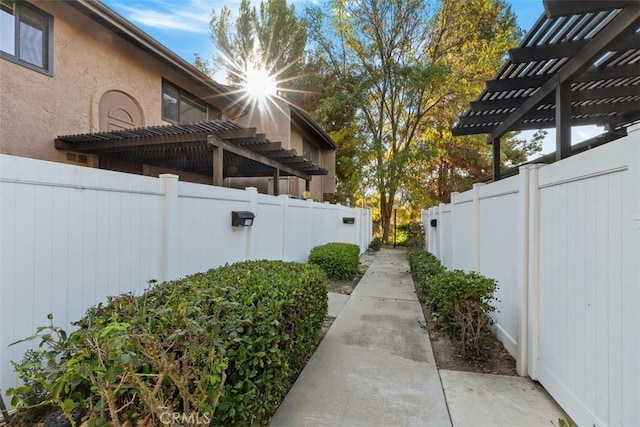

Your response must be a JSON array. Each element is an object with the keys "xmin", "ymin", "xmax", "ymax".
[{"xmin": 65, "ymin": 0, "xmax": 241, "ymax": 115}]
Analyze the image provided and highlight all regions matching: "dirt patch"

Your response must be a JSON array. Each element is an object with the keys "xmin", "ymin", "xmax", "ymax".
[
  {"xmin": 326, "ymin": 250, "xmax": 376, "ymax": 295},
  {"xmin": 418, "ymin": 292, "xmax": 517, "ymax": 376}
]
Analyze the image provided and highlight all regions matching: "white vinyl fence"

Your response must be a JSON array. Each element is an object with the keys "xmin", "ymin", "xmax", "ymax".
[
  {"xmin": 0, "ymin": 154, "xmax": 372, "ymax": 402},
  {"xmin": 423, "ymin": 131, "xmax": 640, "ymax": 427}
]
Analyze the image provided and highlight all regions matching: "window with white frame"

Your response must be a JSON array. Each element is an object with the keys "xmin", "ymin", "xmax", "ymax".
[{"xmin": 0, "ymin": 0, "xmax": 53, "ymax": 75}]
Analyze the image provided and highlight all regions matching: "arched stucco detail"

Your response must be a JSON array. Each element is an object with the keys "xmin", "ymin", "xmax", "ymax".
[{"xmin": 91, "ymin": 86, "xmax": 146, "ymax": 132}]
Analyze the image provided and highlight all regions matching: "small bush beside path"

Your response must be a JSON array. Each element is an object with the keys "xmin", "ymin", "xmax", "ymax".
[{"xmin": 408, "ymin": 248, "xmax": 500, "ymax": 360}]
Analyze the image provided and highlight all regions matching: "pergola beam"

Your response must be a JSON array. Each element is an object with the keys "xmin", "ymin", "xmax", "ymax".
[
  {"xmin": 488, "ymin": 4, "xmax": 640, "ymax": 141},
  {"xmin": 214, "ymin": 127, "xmax": 257, "ymax": 140},
  {"xmin": 55, "ymin": 133, "xmax": 209, "ymax": 152},
  {"xmin": 461, "ymin": 99, "xmax": 639, "ymax": 125},
  {"xmin": 452, "ymin": 115, "xmax": 624, "ymax": 136},
  {"xmin": 485, "ymin": 63, "xmax": 639, "ymax": 92},
  {"xmin": 470, "ymin": 85, "xmax": 640, "ymax": 111},
  {"xmin": 250, "ymin": 142, "xmax": 283, "ymax": 152},
  {"xmin": 207, "ymin": 135, "xmax": 311, "ymax": 181},
  {"xmin": 556, "ymin": 82, "xmax": 572, "ymax": 160},
  {"xmin": 508, "ymin": 33, "xmax": 639, "ymax": 63},
  {"xmin": 492, "ymin": 138, "xmax": 501, "ymax": 181},
  {"xmin": 544, "ymin": 0, "xmax": 631, "ymax": 18}
]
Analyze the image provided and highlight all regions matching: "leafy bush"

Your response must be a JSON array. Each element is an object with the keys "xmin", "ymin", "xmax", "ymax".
[
  {"xmin": 429, "ymin": 270, "xmax": 497, "ymax": 358},
  {"xmin": 369, "ymin": 236, "xmax": 382, "ymax": 251},
  {"xmin": 396, "ymin": 221, "xmax": 425, "ymax": 248},
  {"xmin": 395, "ymin": 223, "xmax": 409, "ymax": 246},
  {"xmin": 406, "ymin": 221, "xmax": 425, "ymax": 249},
  {"xmin": 407, "ymin": 249, "xmax": 498, "ymax": 359},
  {"xmin": 309, "ymin": 242, "xmax": 360, "ymax": 281},
  {"xmin": 6, "ymin": 350, "xmax": 56, "ymax": 424},
  {"xmin": 8, "ymin": 261, "xmax": 327, "ymax": 426},
  {"xmin": 407, "ymin": 248, "xmax": 445, "ymax": 299}
]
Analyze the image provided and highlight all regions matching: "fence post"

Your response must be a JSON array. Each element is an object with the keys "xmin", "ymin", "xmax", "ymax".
[
  {"xmin": 472, "ymin": 183, "xmax": 485, "ymax": 272},
  {"xmin": 527, "ymin": 164, "xmax": 543, "ymax": 379},
  {"xmin": 422, "ymin": 207, "xmax": 430, "ymax": 256},
  {"xmin": 324, "ymin": 201, "xmax": 332, "ymax": 244},
  {"xmin": 279, "ymin": 194, "xmax": 290, "ymax": 260},
  {"xmin": 160, "ymin": 174, "xmax": 179, "ymax": 282},
  {"xmin": 421, "ymin": 209, "xmax": 427, "ymax": 251},
  {"xmin": 450, "ymin": 192, "xmax": 459, "ymax": 269},
  {"xmin": 356, "ymin": 207, "xmax": 362, "ymax": 252},
  {"xmin": 307, "ymin": 198, "xmax": 314, "ymax": 257},
  {"xmin": 515, "ymin": 165, "xmax": 531, "ymax": 376},
  {"xmin": 245, "ymin": 187, "xmax": 258, "ymax": 261},
  {"xmin": 437, "ymin": 203, "xmax": 445, "ymax": 263}
]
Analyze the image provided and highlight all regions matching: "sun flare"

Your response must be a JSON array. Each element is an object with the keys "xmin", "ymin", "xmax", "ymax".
[{"xmin": 243, "ymin": 66, "xmax": 278, "ymax": 103}]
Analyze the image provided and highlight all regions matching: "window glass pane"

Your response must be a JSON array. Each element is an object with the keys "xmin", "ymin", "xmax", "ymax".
[
  {"xmin": 19, "ymin": 5, "xmax": 46, "ymax": 68},
  {"xmin": 179, "ymin": 96, "xmax": 207, "ymax": 123},
  {"xmin": 162, "ymin": 83, "xmax": 179, "ymax": 123},
  {"xmin": 303, "ymin": 140, "xmax": 320, "ymax": 164},
  {"xmin": 0, "ymin": 1, "xmax": 15, "ymax": 56}
]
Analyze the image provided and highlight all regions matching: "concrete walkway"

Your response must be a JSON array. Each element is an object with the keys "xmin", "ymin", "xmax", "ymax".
[
  {"xmin": 271, "ymin": 249, "xmax": 451, "ymax": 427},
  {"xmin": 271, "ymin": 248, "xmax": 567, "ymax": 427}
]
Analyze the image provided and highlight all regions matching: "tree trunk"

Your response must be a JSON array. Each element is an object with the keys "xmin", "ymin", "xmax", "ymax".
[{"xmin": 380, "ymin": 192, "xmax": 396, "ymax": 244}]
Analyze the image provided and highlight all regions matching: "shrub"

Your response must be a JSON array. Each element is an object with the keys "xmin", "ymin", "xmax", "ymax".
[
  {"xmin": 395, "ymin": 222, "xmax": 425, "ymax": 247},
  {"xmin": 429, "ymin": 270, "xmax": 498, "ymax": 358},
  {"xmin": 407, "ymin": 248, "xmax": 445, "ymax": 299},
  {"xmin": 8, "ymin": 260, "xmax": 328, "ymax": 426},
  {"xmin": 369, "ymin": 236, "xmax": 382, "ymax": 251},
  {"xmin": 395, "ymin": 223, "xmax": 410, "ymax": 246},
  {"xmin": 309, "ymin": 242, "xmax": 360, "ymax": 281},
  {"xmin": 407, "ymin": 249, "xmax": 498, "ymax": 359},
  {"xmin": 406, "ymin": 221, "xmax": 425, "ymax": 249}
]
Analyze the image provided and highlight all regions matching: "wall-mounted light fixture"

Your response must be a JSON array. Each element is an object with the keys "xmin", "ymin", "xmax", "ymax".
[
  {"xmin": 430, "ymin": 219, "xmax": 437, "ymax": 228},
  {"xmin": 232, "ymin": 211, "xmax": 255, "ymax": 227},
  {"xmin": 343, "ymin": 217, "xmax": 355, "ymax": 224}
]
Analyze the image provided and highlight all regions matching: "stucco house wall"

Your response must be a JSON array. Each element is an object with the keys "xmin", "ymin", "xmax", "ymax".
[
  {"xmin": 0, "ymin": 0, "xmax": 335, "ymax": 200},
  {"xmin": 233, "ymin": 98, "xmax": 292, "ymax": 148},
  {"xmin": 0, "ymin": 2, "xmax": 219, "ymax": 164}
]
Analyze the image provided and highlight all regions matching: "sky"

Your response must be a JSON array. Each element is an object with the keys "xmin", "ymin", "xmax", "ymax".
[{"xmin": 101, "ymin": 0, "xmax": 601, "ymax": 156}]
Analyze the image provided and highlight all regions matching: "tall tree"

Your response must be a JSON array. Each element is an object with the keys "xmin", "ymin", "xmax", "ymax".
[
  {"xmin": 307, "ymin": 0, "xmax": 520, "ymax": 242},
  {"xmin": 209, "ymin": 0, "xmax": 309, "ymax": 105}
]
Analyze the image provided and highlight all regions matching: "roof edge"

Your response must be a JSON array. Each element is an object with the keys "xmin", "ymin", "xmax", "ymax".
[
  {"xmin": 66, "ymin": 0, "xmax": 240, "ymax": 111},
  {"xmin": 289, "ymin": 105, "xmax": 337, "ymax": 150}
]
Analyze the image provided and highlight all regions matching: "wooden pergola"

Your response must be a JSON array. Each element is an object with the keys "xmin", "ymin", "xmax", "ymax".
[
  {"xmin": 56, "ymin": 120, "xmax": 328, "ymax": 194},
  {"xmin": 452, "ymin": 0, "xmax": 640, "ymax": 181}
]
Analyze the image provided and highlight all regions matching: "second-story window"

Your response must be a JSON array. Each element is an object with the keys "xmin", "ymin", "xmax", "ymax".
[
  {"xmin": 162, "ymin": 80, "xmax": 209, "ymax": 124},
  {"xmin": 0, "ymin": 0, "xmax": 53, "ymax": 75},
  {"xmin": 303, "ymin": 140, "xmax": 321, "ymax": 164}
]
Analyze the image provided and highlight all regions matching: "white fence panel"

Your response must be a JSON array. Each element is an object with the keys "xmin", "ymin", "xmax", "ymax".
[
  {"xmin": 254, "ymin": 194, "xmax": 286, "ymax": 260},
  {"xmin": 176, "ymin": 182, "xmax": 249, "ymax": 276},
  {"xmin": 0, "ymin": 154, "xmax": 372, "ymax": 405},
  {"xmin": 477, "ymin": 176, "xmax": 521, "ymax": 358},
  {"xmin": 284, "ymin": 199, "xmax": 313, "ymax": 262},
  {"xmin": 310, "ymin": 203, "xmax": 330, "ymax": 249},
  {"xmin": 0, "ymin": 156, "xmax": 166, "ymax": 404},
  {"xmin": 438, "ymin": 205, "xmax": 453, "ymax": 269},
  {"xmin": 451, "ymin": 191, "xmax": 475, "ymax": 272},
  {"xmin": 421, "ymin": 131, "xmax": 640, "ymax": 426},
  {"xmin": 536, "ymin": 135, "xmax": 639, "ymax": 427}
]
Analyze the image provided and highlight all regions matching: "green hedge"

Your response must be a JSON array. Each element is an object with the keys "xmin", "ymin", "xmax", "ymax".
[
  {"xmin": 308, "ymin": 242, "xmax": 360, "ymax": 281},
  {"xmin": 408, "ymin": 248, "xmax": 445, "ymax": 299},
  {"xmin": 8, "ymin": 260, "xmax": 327, "ymax": 426},
  {"xmin": 369, "ymin": 236, "xmax": 382, "ymax": 251},
  {"xmin": 407, "ymin": 249, "xmax": 498, "ymax": 358}
]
